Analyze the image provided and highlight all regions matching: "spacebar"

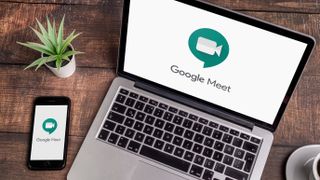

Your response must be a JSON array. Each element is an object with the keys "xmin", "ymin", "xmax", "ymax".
[{"xmin": 140, "ymin": 145, "xmax": 191, "ymax": 172}]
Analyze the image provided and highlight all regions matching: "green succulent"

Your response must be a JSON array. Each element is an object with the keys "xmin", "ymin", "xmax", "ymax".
[{"xmin": 17, "ymin": 15, "xmax": 82, "ymax": 70}]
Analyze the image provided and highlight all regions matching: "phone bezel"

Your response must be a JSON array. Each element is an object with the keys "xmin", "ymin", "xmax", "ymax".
[{"xmin": 27, "ymin": 96, "xmax": 71, "ymax": 170}]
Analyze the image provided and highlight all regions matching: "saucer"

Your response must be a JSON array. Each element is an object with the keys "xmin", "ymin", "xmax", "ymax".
[{"xmin": 286, "ymin": 144, "xmax": 320, "ymax": 180}]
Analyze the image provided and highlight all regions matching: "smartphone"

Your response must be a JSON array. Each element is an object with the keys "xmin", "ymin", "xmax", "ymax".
[{"xmin": 28, "ymin": 96, "xmax": 71, "ymax": 170}]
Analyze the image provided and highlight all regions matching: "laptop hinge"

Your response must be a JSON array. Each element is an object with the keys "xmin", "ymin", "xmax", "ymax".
[{"xmin": 134, "ymin": 81, "xmax": 254, "ymax": 131}]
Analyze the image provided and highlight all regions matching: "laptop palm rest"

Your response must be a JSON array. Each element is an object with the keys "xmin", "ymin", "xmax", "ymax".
[{"xmin": 131, "ymin": 161, "xmax": 187, "ymax": 180}]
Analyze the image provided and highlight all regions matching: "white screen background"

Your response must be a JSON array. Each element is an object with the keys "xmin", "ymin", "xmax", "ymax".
[
  {"xmin": 30, "ymin": 105, "xmax": 68, "ymax": 160},
  {"xmin": 124, "ymin": 0, "xmax": 307, "ymax": 124}
]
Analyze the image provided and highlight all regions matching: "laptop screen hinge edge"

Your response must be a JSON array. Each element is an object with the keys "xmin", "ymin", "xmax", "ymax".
[{"xmin": 134, "ymin": 81, "xmax": 255, "ymax": 131}]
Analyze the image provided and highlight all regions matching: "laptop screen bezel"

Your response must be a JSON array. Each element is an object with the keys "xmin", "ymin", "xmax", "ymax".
[{"xmin": 117, "ymin": 0, "xmax": 315, "ymax": 132}]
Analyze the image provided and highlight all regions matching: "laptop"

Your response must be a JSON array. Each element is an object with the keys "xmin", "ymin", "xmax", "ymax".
[{"xmin": 68, "ymin": 0, "xmax": 315, "ymax": 179}]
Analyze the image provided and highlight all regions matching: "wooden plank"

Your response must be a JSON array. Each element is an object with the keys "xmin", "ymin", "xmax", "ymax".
[
  {"xmin": 0, "ymin": 132, "xmax": 297, "ymax": 180},
  {"xmin": 1, "ymin": 65, "xmax": 320, "ymax": 146},
  {"xmin": 1, "ymin": 0, "xmax": 320, "ymax": 13},
  {"xmin": 0, "ymin": 1, "xmax": 123, "ymax": 68},
  {"xmin": 0, "ymin": 65, "xmax": 116, "ymax": 137},
  {"xmin": 0, "ymin": 3, "xmax": 319, "ymax": 71}
]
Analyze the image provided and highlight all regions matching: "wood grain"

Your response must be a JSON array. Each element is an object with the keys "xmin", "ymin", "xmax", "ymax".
[
  {"xmin": 0, "ymin": 132, "xmax": 297, "ymax": 180},
  {"xmin": 1, "ymin": 0, "xmax": 320, "ymax": 13}
]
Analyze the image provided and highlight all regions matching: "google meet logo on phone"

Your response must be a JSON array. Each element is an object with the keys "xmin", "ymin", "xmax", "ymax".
[
  {"xmin": 42, "ymin": 118, "xmax": 57, "ymax": 134},
  {"xmin": 189, "ymin": 28, "xmax": 229, "ymax": 68}
]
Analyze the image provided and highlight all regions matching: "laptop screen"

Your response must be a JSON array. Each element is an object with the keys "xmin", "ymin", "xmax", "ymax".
[{"xmin": 123, "ymin": 0, "xmax": 309, "ymax": 125}]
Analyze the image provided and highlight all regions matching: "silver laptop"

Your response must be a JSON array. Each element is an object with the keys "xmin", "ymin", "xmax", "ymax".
[{"xmin": 68, "ymin": 0, "xmax": 315, "ymax": 179}]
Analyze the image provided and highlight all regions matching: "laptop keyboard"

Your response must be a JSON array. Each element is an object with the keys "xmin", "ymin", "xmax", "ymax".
[{"xmin": 97, "ymin": 88, "xmax": 262, "ymax": 180}]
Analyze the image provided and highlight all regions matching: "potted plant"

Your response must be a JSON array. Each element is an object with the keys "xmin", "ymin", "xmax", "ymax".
[{"xmin": 17, "ymin": 15, "xmax": 82, "ymax": 78}]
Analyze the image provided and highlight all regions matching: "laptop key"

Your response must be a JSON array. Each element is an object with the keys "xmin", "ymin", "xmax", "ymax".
[
  {"xmin": 154, "ymin": 140, "xmax": 165, "ymax": 150},
  {"xmin": 204, "ymin": 159, "xmax": 215, "ymax": 169},
  {"xmin": 117, "ymin": 137, "xmax": 129, "ymax": 148},
  {"xmin": 240, "ymin": 133, "xmax": 250, "ymax": 140},
  {"xmin": 174, "ymin": 147, "xmax": 184, "ymax": 157},
  {"xmin": 179, "ymin": 110, "xmax": 188, "ymax": 117},
  {"xmin": 203, "ymin": 147, "xmax": 213, "ymax": 158},
  {"xmin": 98, "ymin": 129, "xmax": 109, "ymax": 141},
  {"xmin": 199, "ymin": 118, "xmax": 209, "ymax": 125},
  {"xmin": 124, "ymin": 118, "xmax": 134, "ymax": 128},
  {"xmin": 173, "ymin": 115, "xmax": 183, "ymax": 125},
  {"xmin": 213, "ymin": 151, "xmax": 223, "ymax": 161},
  {"xmin": 223, "ymin": 155, "xmax": 234, "ymax": 166},
  {"xmin": 214, "ymin": 141, "xmax": 224, "ymax": 151},
  {"xmin": 124, "ymin": 129, "xmax": 135, "ymax": 138},
  {"xmin": 194, "ymin": 133, "xmax": 204, "ymax": 144},
  {"xmin": 140, "ymin": 145, "xmax": 191, "ymax": 172},
  {"xmin": 125, "ymin": 98, "xmax": 135, "ymax": 107},
  {"xmin": 139, "ymin": 95, "xmax": 148, "ymax": 102},
  {"xmin": 202, "ymin": 169, "xmax": 214, "ymax": 180},
  {"xmin": 173, "ymin": 136, "xmax": 183, "ymax": 146},
  {"xmin": 250, "ymin": 137, "xmax": 261, "ymax": 144},
  {"xmin": 145, "ymin": 115, "xmax": 155, "ymax": 125},
  {"xmin": 174, "ymin": 126, "xmax": 184, "ymax": 136},
  {"xmin": 204, "ymin": 137, "xmax": 215, "ymax": 147},
  {"xmin": 182, "ymin": 140, "xmax": 193, "ymax": 150},
  {"xmin": 133, "ymin": 121, "xmax": 144, "ymax": 131},
  {"xmin": 182, "ymin": 119, "xmax": 193, "ymax": 128},
  {"xmin": 184, "ymin": 151, "xmax": 195, "ymax": 161},
  {"xmin": 243, "ymin": 141, "xmax": 258, "ymax": 153},
  {"xmin": 155, "ymin": 119, "xmax": 165, "ymax": 128},
  {"xmin": 144, "ymin": 136, "xmax": 155, "ymax": 146},
  {"xmin": 164, "ymin": 122, "xmax": 175, "ymax": 132},
  {"xmin": 202, "ymin": 126, "xmax": 213, "ymax": 136},
  {"xmin": 153, "ymin": 129, "xmax": 164, "ymax": 139},
  {"xmin": 143, "ymin": 125, "xmax": 154, "ymax": 135},
  {"xmin": 233, "ymin": 159, "xmax": 244, "ymax": 170},
  {"xmin": 164, "ymin": 144, "xmax": 175, "ymax": 154},
  {"xmin": 188, "ymin": 114, "xmax": 198, "ymax": 121},
  {"xmin": 232, "ymin": 137, "xmax": 243, "ymax": 148},
  {"xmin": 214, "ymin": 163, "xmax": 225, "ymax": 173},
  {"xmin": 144, "ymin": 105, "xmax": 154, "ymax": 114},
  {"xmin": 192, "ymin": 144, "xmax": 203, "ymax": 154},
  {"xmin": 190, "ymin": 165, "xmax": 203, "ymax": 177},
  {"xmin": 149, "ymin": 99, "xmax": 158, "ymax": 106},
  {"xmin": 163, "ymin": 132, "xmax": 173, "ymax": 142},
  {"xmin": 134, "ymin": 101, "xmax": 145, "ymax": 111},
  {"xmin": 126, "ymin": 108, "xmax": 136, "ymax": 118},
  {"xmin": 163, "ymin": 112, "xmax": 174, "ymax": 121},
  {"xmin": 225, "ymin": 167, "xmax": 248, "ymax": 180},
  {"xmin": 104, "ymin": 121, "xmax": 116, "ymax": 131},
  {"xmin": 235, "ymin": 149, "xmax": 245, "ymax": 159},
  {"xmin": 222, "ymin": 134, "xmax": 233, "ymax": 144},
  {"xmin": 119, "ymin": 88, "xmax": 129, "ymax": 95},
  {"xmin": 108, "ymin": 112, "xmax": 125, "ymax": 124},
  {"xmin": 194, "ymin": 155, "xmax": 205, "ymax": 165},
  {"xmin": 168, "ymin": 107, "xmax": 178, "ymax": 113},
  {"xmin": 159, "ymin": 103, "xmax": 168, "ymax": 110},
  {"xmin": 127, "ymin": 140, "xmax": 141, "ymax": 153},
  {"xmin": 224, "ymin": 145, "xmax": 235, "ymax": 155},
  {"xmin": 108, "ymin": 133, "xmax": 119, "ymax": 144},
  {"xmin": 154, "ymin": 108, "xmax": 164, "ymax": 118},
  {"xmin": 115, "ymin": 125, "xmax": 126, "ymax": 135},
  {"xmin": 184, "ymin": 130, "xmax": 194, "ymax": 140},
  {"xmin": 209, "ymin": 121, "xmax": 218, "ymax": 128},
  {"xmin": 134, "ymin": 132, "xmax": 145, "ymax": 142},
  {"xmin": 115, "ymin": 94, "xmax": 126, "ymax": 103},
  {"xmin": 192, "ymin": 123, "xmax": 203, "ymax": 132},
  {"xmin": 230, "ymin": 129, "xmax": 240, "ymax": 136},
  {"xmin": 112, "ymin": 103, "xmax": 127, "ymax": 114},
  {"xmin": 212, "ymin": 130, "xmax": 223, "ymax": 140},
  {"xmin": 244, "ymin": 153, "xmax": 255, "ymax": 172},
  {"xmin": 219, "ymin": 125, "xmax": 229, "ymax": 132},
  {"xmin": 129, "ymin": 92, "xmax": 139, "ymax": 99},
  {"xmin": 135, "ymin": 112, "xmax": 146, "ymax": 121}
]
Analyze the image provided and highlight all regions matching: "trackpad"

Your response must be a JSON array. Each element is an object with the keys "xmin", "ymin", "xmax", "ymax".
[{"xmin": 131, "ymin": 161, "xmax": 187, "ymax": 180}]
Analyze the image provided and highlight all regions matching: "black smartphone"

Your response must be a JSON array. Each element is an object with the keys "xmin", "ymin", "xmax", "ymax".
[{"xmin": 28, "ymin": 96, "xmax": 71, "ymax": 170}]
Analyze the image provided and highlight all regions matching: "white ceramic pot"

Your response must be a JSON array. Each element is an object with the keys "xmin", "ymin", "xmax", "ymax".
[{"xmin": 43, "ymin": 45, "xmax": 76, "ymax": 78}]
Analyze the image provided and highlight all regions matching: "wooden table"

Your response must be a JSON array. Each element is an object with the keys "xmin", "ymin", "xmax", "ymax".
[{"xmin": 0, "ymin": 0, "xmax": 319, "ymax": 179}]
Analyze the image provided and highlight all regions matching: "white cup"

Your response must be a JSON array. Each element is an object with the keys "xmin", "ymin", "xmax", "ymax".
[{"xmin": 304, "ymin": 153, "xmax": 320, "ymax": 180}]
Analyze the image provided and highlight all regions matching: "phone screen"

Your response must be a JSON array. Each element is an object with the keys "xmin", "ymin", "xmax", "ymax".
[{"xmin": 30, "ymin": 105, "xmax": 68, "ymax": 160}]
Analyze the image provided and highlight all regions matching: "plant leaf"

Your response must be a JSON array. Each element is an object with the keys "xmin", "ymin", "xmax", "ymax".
[
  {"xmin": 30, "ymin": 27, "xmax": 54, "ymax": 53},
  {"xmin": 24, "ymin": 57, "xmax": 48, "ymax": 70},
  {"xmin": 17, "ymin": 42, "xmax": 54, "ymax": 55},
  {"xmin": 47, "ymin": 16, "xmax": 57, "ymax": 49},
  {"xmin": 62, "ymin": 50, "xmax": 83, "ymax": 59},
  {"xmin": 35, "ymin": 55, "xmax": 56, "ymax": 70},
  {"xmin": 61, "ymin": 31, "xmax": 82, "ymax": 54},
  {"xmin": 57, "ymin": 15, "xmax": 65, "ymax": 54}
]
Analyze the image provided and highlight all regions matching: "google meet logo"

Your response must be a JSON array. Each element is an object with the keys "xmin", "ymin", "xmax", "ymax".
[{"xmin": 188, "ymin": 28, "xmax": 230, "ymax": 68}]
